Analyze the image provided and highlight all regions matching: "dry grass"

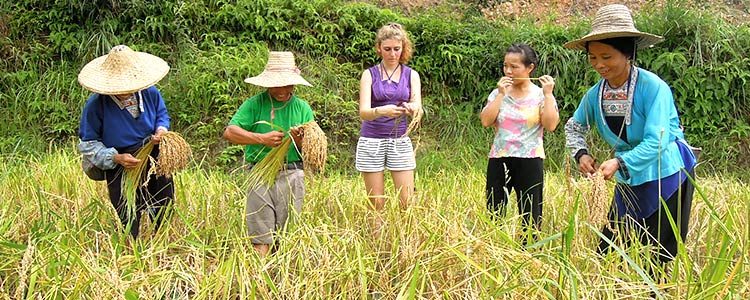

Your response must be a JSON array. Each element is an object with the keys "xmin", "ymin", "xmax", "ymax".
[
  {"xmin": 403, "ymin": 107, "xmax": 423, "ymax": 137},
  {"xmin": 296, "ymin": 121, "xmax": 327, "ymax": 173},
  {"xmin": 156, "ymin": 131, "xmax": 192, "ymax": 177}
]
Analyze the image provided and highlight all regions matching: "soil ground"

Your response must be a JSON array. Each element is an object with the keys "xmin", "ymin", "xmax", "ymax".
[{"xmin": 375, "ymin": 0, "xmax": 750, "ymax": 25}]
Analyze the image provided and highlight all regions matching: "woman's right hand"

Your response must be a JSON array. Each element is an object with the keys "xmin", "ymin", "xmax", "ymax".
[
  {"xmin": 114, "ymin": 153, "xmax": 141, "ymax": 169},
  {"xmin": 497, "ymin": 76, "xmax": 513, "ymax": 95},
  {"xmin": 578, "ymin": 154, "xmax": 597, "ymax": 177},
  {"xmin": 375, "ymin": 104, "xmax": 407, "ymax": 118}
]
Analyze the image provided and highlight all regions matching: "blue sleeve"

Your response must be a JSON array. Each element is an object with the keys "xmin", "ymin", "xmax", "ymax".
[
  {"xmin": 79, "ymin": 94, "xmax": 103, "ymax": 141},
  {"xmin": 619, "ymin": 81, "xmax": 676, "ymax": 174},
  {"xmin": 150, "ymin": 86, "xmax": 171, "ymax": 130}
]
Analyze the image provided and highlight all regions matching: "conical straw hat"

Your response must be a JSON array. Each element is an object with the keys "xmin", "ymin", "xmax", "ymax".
[
  {"xmin": 564, "ymin": 4, "xmax": 664, "ymax": 51},
  {"xmin": 245, "ymin": 51, "xmax": 312, "ymax": 88},
  {"xmin": 78, "ymin": 45, "xmax": 170, "ymax": 95}
]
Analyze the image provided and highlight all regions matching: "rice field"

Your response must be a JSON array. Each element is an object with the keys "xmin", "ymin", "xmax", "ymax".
[{"xmin": 1, "ymin": 148, "xmax": 748, "ymax": 299}]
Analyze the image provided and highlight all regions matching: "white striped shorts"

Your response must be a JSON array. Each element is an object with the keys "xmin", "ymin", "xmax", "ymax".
[{"xmin": 355, "ymin": 136, "xmax": 416, "ymax": 172}]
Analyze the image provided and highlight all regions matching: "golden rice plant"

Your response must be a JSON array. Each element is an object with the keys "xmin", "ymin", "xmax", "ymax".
[
  {"xmin": 13, "ymin": 239, "xmax": 34, "ymax": 300},
  {"xmin": 586, "ymin": 172, "xmax": 611, "ymax": 229},
  {"xmin": 156, "ymin": 131, "xmax": 192, "ymax": 177},
  {"xmin": 247, "ymin": 137, "xmax": 293, "ymax": 189},
  {"xmin": 121, "ymin": 142, "xmax": 155, "ymax": 215},
  {"xmin": 296, "ymin": 121, "xmax": 327, "ymax": 173}
]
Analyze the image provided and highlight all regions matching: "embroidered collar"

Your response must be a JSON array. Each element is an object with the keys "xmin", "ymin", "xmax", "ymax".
[{"xmin": 598, "ymin": 66, "xmax": 638, "ymax": 125}]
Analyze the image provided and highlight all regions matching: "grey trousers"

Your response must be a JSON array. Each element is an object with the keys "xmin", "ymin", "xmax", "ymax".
[{"xmin": 245, "ymin": 169, "xmax": 305, "ymax": 244}]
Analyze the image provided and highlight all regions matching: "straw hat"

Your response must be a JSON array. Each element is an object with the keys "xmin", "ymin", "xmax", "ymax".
[
  {"xmin": 244, "ymin": 51, "xmax": 312, "ymax": 88},
  {"xmin": 564, "ymin": 4, "xmax": 664, "ymax": 51},
  {"xmin": 78, "ymin": 45, "xmax": 169, "ymax": 95}
]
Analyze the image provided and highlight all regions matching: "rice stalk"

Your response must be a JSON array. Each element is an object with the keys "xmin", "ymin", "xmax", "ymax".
[
  {"xmin": 247, "ymin": 137, "xmax": 292, "ymax": 189},
  {"xmin": 156, "ymin": 131, "xmax": 192, "ymax": 177},
  {"xmin": 295, "ymin": 121, "xmax": 327, "ymax": 173},
  {"xmin": 13, "ymin": 239, "xmax": 34, "ymax": 300},
  {"xmin": 586, "ymin": 173, "xmax": 610, "ymax": 230},
  {"xmin": 403, "ymin": 107, "xmax": 423, "ymax": 137},
  {"xmin": 121, "ymin": 142, "xmax": 155, "ymax": 216}
]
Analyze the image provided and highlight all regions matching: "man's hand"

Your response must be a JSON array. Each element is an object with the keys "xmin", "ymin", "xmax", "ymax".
[{"xmin": 260, "ymin": 131, "xmax": 285, "ymax": 148}]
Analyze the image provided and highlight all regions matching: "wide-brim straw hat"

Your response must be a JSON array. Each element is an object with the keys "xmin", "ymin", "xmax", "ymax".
[
  {"xmin": 78, "ymin": 45, "xmax": 169, "ymax": 95},
  {"xmin": 245, "ymin": 51, "xmax": 312, "ymax": 88},
  {"xmin": 564, "ymin": 4, "xmax": 664, "ymax": 51}
]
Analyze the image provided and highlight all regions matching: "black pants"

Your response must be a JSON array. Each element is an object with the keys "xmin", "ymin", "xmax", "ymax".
[
  {"xmin": 485, "ymin": 157, "xmax": 544, "ymax": 232},
  {"xmin": 598, "ymin": 170, "xmax": 695, "ymax": 263},
  {"xmin": 105, "ymin": 146, "xmax": 174, "ymax": 238}
]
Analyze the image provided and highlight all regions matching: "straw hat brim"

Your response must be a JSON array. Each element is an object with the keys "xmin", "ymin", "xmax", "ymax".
[
  {"xmin": 78, "ymin": 52, "xmax": 169, "ymax": 95},
  {"xmin": 244, "ymin": 71, "xmax": 312, "ymax": 88},
  {"xmin": 564, "ymin": 31, "xmax": 664, "ymax": 51}
]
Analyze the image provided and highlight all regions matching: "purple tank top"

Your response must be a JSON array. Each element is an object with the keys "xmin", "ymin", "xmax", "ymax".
[{"xmin": 360, "ymin": 64, "xmax": 412, "ymax": 138}]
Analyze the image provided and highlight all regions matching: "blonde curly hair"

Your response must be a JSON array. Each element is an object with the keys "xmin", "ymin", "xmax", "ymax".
[{"xmin": 375, "ymin": 22, "xmax": 413, "ymax": 64}]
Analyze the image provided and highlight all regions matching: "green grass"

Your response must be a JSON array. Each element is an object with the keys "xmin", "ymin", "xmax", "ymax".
[{"xmin": 1, "ymin": 147, "xmax": 748, "ymax": 299}]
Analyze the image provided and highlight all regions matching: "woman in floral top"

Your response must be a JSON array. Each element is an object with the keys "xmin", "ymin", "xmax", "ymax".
[{"xmin": 479, "ymin": 43, "xmax": 559, "ymax": 244}]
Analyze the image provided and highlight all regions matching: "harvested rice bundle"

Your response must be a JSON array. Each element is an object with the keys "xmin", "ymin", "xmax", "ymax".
[
  {"xmin": 121, "ymin": 142, "xmax": 155, "ymax": 215},
  {"xmin": 156, "ymin": 131, "xmax": 192, "ymax": 177},
  {"xmin": 296, "ymin": 121, "xmax": 327, "ymax": 173},
  {"xmin": 402, "ymin": 107, "xmax": 423, "ymax": 137},
  {"xmin": 247, "ymin": 137, "xmax": 293, "ymax": 189},
  {"xmin": 586, "ymin": 172, "xmax": 610, "ymax": 229}
]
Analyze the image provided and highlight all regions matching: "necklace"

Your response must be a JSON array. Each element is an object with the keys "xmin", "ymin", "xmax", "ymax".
[
  {"xmin": 381, "ymin": 63, "xmax": 400, "ymax": 83},
  {"xmin": 270, "ymin": 97, "xmax": 291, "ymax": 121}
]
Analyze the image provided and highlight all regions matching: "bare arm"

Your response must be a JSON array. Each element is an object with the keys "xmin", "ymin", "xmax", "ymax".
[
  {"xmin": 538, "ymin": 75, "xmax": 560, "ymax": 131},
  {"xmin": 223, "ymin": 125, "xmax": 283, "ymax": 147},
  {"xmin": 480, "ymin": 91, "xmax": 503, "ymax": 128},
  {"xmin": 480, "ymin": 77, "xmax": 511, "ymax": 127},
  {"xmin": 403, "ymin": 70, "xmax": 422, "ymax": 113},
  {"xmin": 359, "ymin": 70, "xmax": 379, "ymax": 121}
]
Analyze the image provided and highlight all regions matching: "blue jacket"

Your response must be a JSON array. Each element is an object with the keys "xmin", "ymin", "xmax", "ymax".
[
  {"xmin": 571, "ymin": 68, "xmax": 687, "ymax": 186},
  {"xmin": 79, "ymin": 86, "xmax": 170, "ymax": 150}
]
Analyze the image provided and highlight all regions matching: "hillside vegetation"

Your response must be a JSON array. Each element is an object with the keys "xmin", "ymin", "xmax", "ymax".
[{"xmin": 1, "ymin": 0, "xmax": 749, "ymax": 172}]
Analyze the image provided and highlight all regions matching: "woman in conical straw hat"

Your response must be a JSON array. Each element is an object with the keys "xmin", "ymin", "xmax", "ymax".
[
  {"xmin": 563, "ymin": 4, "xmax": 697, "ymax": 270},
  {"xmin": 223, "ymin": 51, "xmax": 315, "ymax": 256},
  {"xmin": 77, "ymin": 45, "xmax": 175, "ymax": 239}
]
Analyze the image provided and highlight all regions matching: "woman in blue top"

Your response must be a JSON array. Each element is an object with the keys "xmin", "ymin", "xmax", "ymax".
[
  {"xmin": 78, "ymin": 45, "xmax": 174, "ymax": 239},
  {"xmin": 564, "ymin": 5, "xmax": 697, "ymax": 265}
]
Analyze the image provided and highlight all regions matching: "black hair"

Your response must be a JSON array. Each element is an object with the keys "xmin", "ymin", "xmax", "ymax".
[
  {"xmin": 586, "ymin": 37, "xmax": 637, "ymax": 61},
  {"xmin": 504, "ymin": 43, "xmax": 539, "ymax": 75}
]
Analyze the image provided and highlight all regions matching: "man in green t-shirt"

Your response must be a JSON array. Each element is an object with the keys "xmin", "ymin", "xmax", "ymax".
[{"xmin": 223, "ymin": 51, "xmax": 314, "ymax": 256}]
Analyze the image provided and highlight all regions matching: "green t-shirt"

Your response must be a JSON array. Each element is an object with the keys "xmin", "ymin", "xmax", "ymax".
[{"xmin": 228, "ymin": 91, "xmax": 314, "ymax": 163}]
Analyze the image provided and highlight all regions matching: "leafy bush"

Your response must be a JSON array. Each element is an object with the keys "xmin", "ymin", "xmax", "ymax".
[{"xmin": 1, "ymin": 0, "xmax": 749, "ymax": 171}]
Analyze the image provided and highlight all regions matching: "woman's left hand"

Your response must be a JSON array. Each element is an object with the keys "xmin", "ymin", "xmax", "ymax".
[
  {"xmin": 598, "ymin": 158, "xmax": 620, "ymax": 180},
  {"xmin": 151, "ymin": 127, "xmax": 168, "ymax": 144},
  {"xmin": 401, "ymin": 102, "xmax": 422, "ymax": 116},
  {"xmin": 538, "ymin": 75, "xmax": 555, "ymax": 96}
]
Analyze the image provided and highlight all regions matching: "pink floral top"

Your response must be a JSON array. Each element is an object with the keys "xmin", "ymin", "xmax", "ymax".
[{"xmin": 486, "ymin": 85, "xmax": 546, "ymax": 159}]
